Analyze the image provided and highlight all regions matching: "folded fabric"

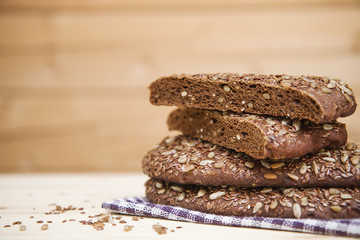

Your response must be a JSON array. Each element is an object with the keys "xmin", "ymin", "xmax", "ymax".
[{"xmin": 102, "ymin": 197, "xmax": 360, "ymax": 237}]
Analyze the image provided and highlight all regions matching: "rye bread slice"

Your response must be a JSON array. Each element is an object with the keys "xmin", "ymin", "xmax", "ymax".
[
  {"xmin": 142, "ymin": 135, "xmax": 360, "ymax": 188},
  {"xmin": 146, "ymin": 178, "xmax": 360, "ymax": 219},
  {"xmin": 167, "ymin": 108, "xmax": 347, "ymax": 159},
  {"xmin": 149, "ymin": 73, "xmax": 357, "ymax": 124}
]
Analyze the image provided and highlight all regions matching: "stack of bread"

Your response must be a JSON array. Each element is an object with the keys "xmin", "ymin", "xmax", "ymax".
[{"xmin": 143, "ymin": 73, "xmax": 360, "ymax": 219}]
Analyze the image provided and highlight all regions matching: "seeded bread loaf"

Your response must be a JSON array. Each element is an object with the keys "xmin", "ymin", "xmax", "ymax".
[
  {"xmin": 149, "ymin": 73, "xmax": 357, "ymax": 124},
  {"xmin": 142, "ymin": 135, "xmax": 360, "ymax": 188},
  {"xmin": 167, "ymin": 108, "xmax": 347, "ymax": 159},
  {"xmin": 146, "ymin": 178, "xmax": 360, "ymax": 219}
]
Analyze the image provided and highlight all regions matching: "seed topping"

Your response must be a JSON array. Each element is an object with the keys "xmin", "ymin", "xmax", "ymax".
[
  {"xmin": 197, "ymin": 189, "xmax": 206, "ymax": 197},
  {"xmin": 171, "ymin": 186, "xmax": 183, "ymax": 192},
  {"xmin": 245, "ymin": 161, "xmax": 254, "ymax": 169},
  {"xmin": 299, "ymin": 164, "xmax": 307, "ymax": 175},
  {"xmin": 209, "ymin": 191, "xmax": 225, "ymax": 200},
  {"xmin": 253, "ymin": 202, "xmax": 263, "ymax": 214},
  {"xmin": 264, "ymin": 173, "xmax": 277, "ymax": 180},
  {"xmin": 293, "ymin": 204, "xmax": 301, "ymax": 219},
  {"xmin": 207, "ymin": 152, "xmax": 216, "ymax": 158},
  {"xmin": 287, "ymin": 173, "xmax": 299, "ymax": 181},
  {"xmin": 271, "ymin": 162, "xmax": 285, "ymax": 169},
  {"xmin": 330, "ymin": 206, "xmax": 342, "ymax": 213},
  {"xmin": 178, "ymin": 155, "xmax": 187, "ymax": 163}
]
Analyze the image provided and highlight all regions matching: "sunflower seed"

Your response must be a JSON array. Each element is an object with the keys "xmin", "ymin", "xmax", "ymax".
[
  {"xmin": 312, "ymin": 161, "xmax": 319, "ymax": 175},
  {"xmin": 197, "ymin": 189, "xmax": 206, "ymax": 197},
  {"xmin": 299, "ymin": 164, "xmax": 307, "ymax": 175},
  {"xmin": 311, "ymin": 82, "xmax": 318, "ymax": 88},
  {"xmin": 287, "ymin": 190, "xmax": 295, "ymax": 198},
  {"xmin": 157, "ymin": 189, "xmax": 165, "ymax": 194},
  {"xmin": 245, "ymin": 161, "xmax": 255, "ymax": 169},
  {"xmin": 344, "ymin": 93, "xmax": 353, "ymax": 102},
  {"xmin": 214, "ymin": 162, "xmax": 224, "ymax": 169},
  {"xmin": 209, "ymin": 191, "xmax": 225, "ymax": 200},
  {"xmin": 340, "ymin": 154, "xmax": 349, "ymax": 163},
  {"xmin": 199, "ymin": 160, "xmax": 215, "ymax": 166},
  {"xmin": 171, "ymin": 186, "xmax": 183, "ymax": 192},
  {"xmin": 155, "ymin": 182, "xmax": 163, "ymax": 188},
  {"xmin": 180, "ymin": 164, "xmax": 195, "ymax": 172},
  {"xmin": 351, "ymin": 156, "xmax": 360, "ymax": 165},
  {"xmin": 260, "ymin": 188, "xmax": 272, "ymax": 193},
  {"xmin": 327, "ymin": 82, "xmax": 336, "ymax": 89},
  {"xmin": 261, "ymin": 160, "xmax": 271, "ymax": 169},
  {"xmin": 330, "ymin": 206, "xmax": 342, "ymax": 213},
  {"xmin": 329, "ymin": 188, "xmax": 340, "ymax": 195},
  {"xmin": 287, "ymin": 173, "xmax": 299, "ymax": 181},
  {"xmin": 283, "ymin": 188, "xmax": 294, "ymax": 194},
  {"xmin": 253, "ymin": 202, "xmax": 263, "ymax": 214},
  {"xmin": 322, "ymin": 157, "xmax": 336, "ymax": 162},
  {"xmin": 345, "ymin": 143, "xmax": 356, "ymax": 151},
  {"xmin": 321, "ymin": 87, "xmax": 332, "ymax": 93},
  {"xmin": 280, "ymin": 80, "xmax": 292, "ymax": 87},
  {"xmin": 270, "ymin": 200, "xmax": 278, "ymax": 210},
  {"xmin": 178, "ymin": 156, "xmax": 187, "ymax": 163},
  {"xmin": 293, "ymin": 204, "xmax": 301, "ymax": 219},
  {"xmin": 264, "ymin": 173, "xmax": 277, "ymax": 180},
  {"xmin": 161, "ymin": 150, "xmax": 176, "ymax": 155},
  {"xmin": 300, "ymin": 197, "xmax": 308, "ymax": 206},
  {"xmin": 271, "ymin": 162, "xmax": 285, "ymax": 169},
  {"xmin": 177, "ymin": 192, "xmax": 185, "ymax": 201},
  {"xmin": 342, "ymin": 86, "xmax": 353, "ymax": 95},
  {"xmin": 341, "ymin": 194, "xmax": 352, "ymax": 199}
]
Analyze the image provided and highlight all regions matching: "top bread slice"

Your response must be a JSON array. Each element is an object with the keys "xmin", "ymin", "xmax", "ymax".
[{"xmin": 149, "ymin": 73, "xmax": 357, "ymax": 124}]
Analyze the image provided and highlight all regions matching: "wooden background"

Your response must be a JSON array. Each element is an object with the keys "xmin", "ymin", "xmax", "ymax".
[{"xmin": 0, "ymin": 0, "xmax": 360, "ymax": 172}]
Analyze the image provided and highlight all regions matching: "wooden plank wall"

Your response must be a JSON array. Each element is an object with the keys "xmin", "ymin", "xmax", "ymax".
[{"xmin": 0, "ymin": 0, "xmax": 360, "ymax": 172}]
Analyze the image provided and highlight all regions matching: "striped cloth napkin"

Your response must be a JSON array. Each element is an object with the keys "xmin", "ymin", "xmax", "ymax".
[{"xmin": 102, "ymin": 197, "xmax": 360, "ymax": 237}]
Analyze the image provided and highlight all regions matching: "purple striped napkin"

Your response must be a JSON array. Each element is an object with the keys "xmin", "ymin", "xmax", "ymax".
[{"xmin": 102, "ymin": 197, "xmax": 360, "ymax": 237}]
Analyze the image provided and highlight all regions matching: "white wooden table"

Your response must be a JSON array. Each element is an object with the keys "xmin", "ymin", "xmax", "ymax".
[{"xmin": 0, "ymin": 174, "xmax": 350, "ymax": 239}]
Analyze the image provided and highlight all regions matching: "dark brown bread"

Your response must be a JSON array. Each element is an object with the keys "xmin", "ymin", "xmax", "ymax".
[
  {"xmin": 167, "ymin": 108, "xmax": 347, "ymax": 159},
  {"xmin": 149, "ymin": 73, "xmax": 357, "ymax": 124},
  {"xmin": 146, "ymin": 178, "xmax": 360, "ymax": 219},
  {"xmin": 142, "ymin": 135, "xmax": 360, "ymax": 188}
]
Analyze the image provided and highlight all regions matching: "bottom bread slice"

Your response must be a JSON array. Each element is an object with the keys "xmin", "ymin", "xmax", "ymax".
[{"xmin": 145, "ymin": 178, "xmax": 360, "ymax": 219}]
